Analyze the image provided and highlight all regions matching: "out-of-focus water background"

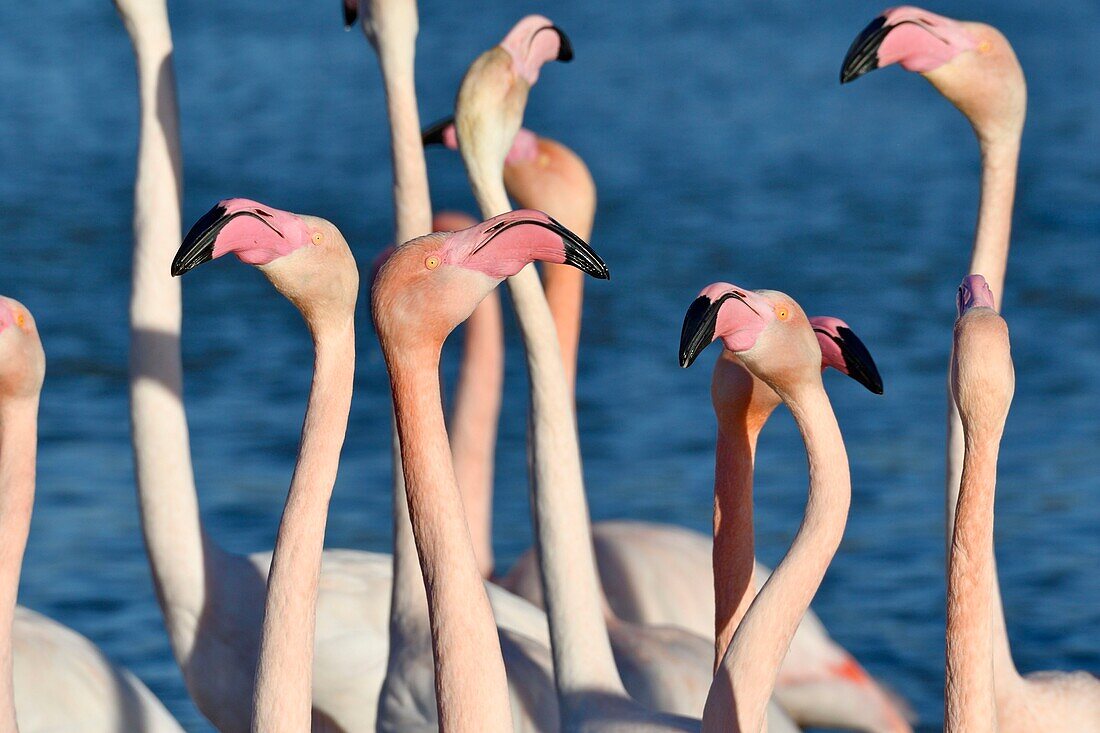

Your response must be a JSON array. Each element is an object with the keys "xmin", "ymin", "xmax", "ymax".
[{"xmin": 0, "ymin": 0, "xmax": 1097, "ymax": 730}]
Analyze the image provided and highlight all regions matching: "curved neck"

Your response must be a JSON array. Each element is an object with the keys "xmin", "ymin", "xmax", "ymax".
[
  {"xmin": 945, "ymin": 131, "xmax": 1021, "ymax": 680},
  {"xmin": 125, "ymin": 22, "xmax": 210, "ymax": 662},
  {"xmin": 944, "ymin": 432, "xmax": 999, "ymax": 733},
  {"xmin": 448, "ymin": 290, "xmax": 503, "ymax": 578},
  {"xmin": 252, "ymin": 320, "xmax": 355, "ymax": 732},
  {"xmin": 705, "ymin": 380, "xmax": 849, "ymax": 733},
  {"xmin": 711, "ymin": 359, "xmax": 775, "ymax": 670},
  {"xmin": 387, "ymin": 342, "xmax": 512, "ymax": 732},
  {"xmin": 469, "ymin": 162, "xmax": 627, "ymax": 708},
  {"xmin": 0, "ymin": 397, "xmax": 39, "ymax": 732}
]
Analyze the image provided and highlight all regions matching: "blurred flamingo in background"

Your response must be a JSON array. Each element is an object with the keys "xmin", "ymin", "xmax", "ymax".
[
  {"xmin": 947, "ymin": 275, "xmax": 1100, "ymax": 732},
  {"xmin": 170, "ymin": 201, "xmax": 359, "ymax": 732},
  {"xmin": 0, "ymin": 298, "xmax": 182, "ymax": 731},
  {"xmin": 371, "ymin": 212, "xmax": 611, "ymax": 733},
  {"xmin": 842, "ymin": 6, "xmax": 1028, "ymax": 716}
]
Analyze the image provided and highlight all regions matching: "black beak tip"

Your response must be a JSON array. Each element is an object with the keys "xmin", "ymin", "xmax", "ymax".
[
  {"xmin": 551, "ymin": 26, "xmax": 574, "ymax": 62},
  {"xmin": 678, "ymin": 295, "xmax": 719, "ymax": 370},
  {"xmin": 835, "ymin": 325, "xmax": 885, "ymax": 395},
  {"xmin": 342, "ymin": 1, "xmax": 357, "ymax": 29},
  {"xmin": 421, "ymin": 116, "xmax": 454, "ymax": 148},
  {"xmin": 839, "ymin": 15, "xmax": 889, "ymax": 85}
]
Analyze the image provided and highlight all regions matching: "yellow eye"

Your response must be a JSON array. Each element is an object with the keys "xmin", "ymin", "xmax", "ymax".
[
  {"xmin": 978, "ymin": 39, "xmax": 992, "ymax": 54},
  {"xmin": 14, "ymin": 312, "xmax": 25, "ymax": 329},
  {"xmin": 776, "ymin": 307, "xmax": 789, "ymax": 321},
  {"xmin": 425, "ymin": 255, "xmax": 441, "ymax": 270},
  {"xmin": 311, "ymin": 231, "xmax": 324, "ymax": 245}
]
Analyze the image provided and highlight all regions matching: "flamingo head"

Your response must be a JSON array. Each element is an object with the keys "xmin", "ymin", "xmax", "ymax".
[
  {"xmin": 841, "ymin": 7, "xmax": 1025, "ymax": 138},
  {"xmin": 453, "ymin": 17, "xmax": 571, "ymax": 181},
  {"xmin": 956, "ymin": 273, "xmax": 996, "ymax": 316},
  {"xmin": 681, "ymin": 283, "xmax": 822, "ymax": 396},
  {"xmin": 173, "ymin": 199, "xmax": 358, "ymax": 322},
  {"xmin": 952, "ymin": 275, "xmax": 1013, "ymax": 435},
  {"xmin": 372, "ymin": 209, "xmax": 607, "ymax": 346},
  {"xmin": 810, "ymin": 316, "xmax": 884, "ymax": 394},
  {"xmin": 0, "ymin": 297, "xmax": 44, "ymax": 401}
]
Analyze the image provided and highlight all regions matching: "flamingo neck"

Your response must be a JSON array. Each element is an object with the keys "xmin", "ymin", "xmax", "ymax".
[
  {"xmin": 378, "ymin": 45, "xmax": 432, "ymax": 244},
  {"xmin": 448, "ymin": 291, "xmax": 504, "ymax": 578},
  {"xmin": 386, "ymin": 342, "xmax": 513, "ymax": 732},
  {"xmin": 945, "ymin": 129, "xmax": 1021, "ymax": 682},
  {"xmin": 711, "ymin": 358, "xmax": 777, "ymax": 670},
  {"xmin": 705, "ymin": 379, "xmax": 849, "ymax": 733},
  {"xmin": 252, "ymin": 319, "xmax": 355, "ymax": 731},
  {"xmin": 373, "ymin": 23, "xmax": 436, "ymax": 682},
  {"xmin": 0, "ymin": 397, "xmax": 38, "ymax": 732},
  {"xmin": 944, "ymin": 433, "xmax": 1000, "ymax": 733},
  {"xmin": 465, "ymin": 160, "xmax": 626, "ymax": 709},
  {"xmin": 125, "ymin": 20, "xmax": 210, "ymax": 663}
]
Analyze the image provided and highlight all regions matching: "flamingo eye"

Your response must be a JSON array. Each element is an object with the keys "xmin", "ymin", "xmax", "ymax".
[
  {"xmin": 311, "ymin": 231, "xmax": 324, "ymax": 245},
  {"xmin": 776, "ymin": 306, "xmax": 790, "ymax": 321},
  {"xmin": 425, "ymin": 255, "xmax": 441, "ymax": 270},
  {"xmin": 14, "ymin": 312, "xmax": 25, "ymax": 329}
]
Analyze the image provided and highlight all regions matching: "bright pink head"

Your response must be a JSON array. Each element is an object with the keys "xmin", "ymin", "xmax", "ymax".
[
  {"xmin": 680, "ymin": 283, "xmax": 776, "ymax": 367},
  {"xmin": 172, "ymin": 198, "xmax": 315, "ymax": 275},
  {"xmin": 809, "ymin": 316, "xmax": 884, "ymax": 394},
  {"xmin": 957, "ymin": 274, "xmax": 996, "ymax": 316},
  {"xmin": 500, "ymin": 15, "xmax": 573, "ymax": 86},
  {"xmin": 424, "ymin": 118, "xmax": 540, "ymax": 166},
  {"xmin": 841, "ymin": 6, "xmax": 976, "ymax": 83}
]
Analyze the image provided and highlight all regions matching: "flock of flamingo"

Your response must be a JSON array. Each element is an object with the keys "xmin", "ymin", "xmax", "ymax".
[{"xmin": 0, "ymin": 1, "xmax": 1095, "ymax": 732}]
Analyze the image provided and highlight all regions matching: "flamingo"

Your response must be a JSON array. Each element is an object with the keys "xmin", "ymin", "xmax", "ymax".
[
  {"xmin": 840, "ymin": 6, "xmax": 1027, "ymax": 691},
  {"xmin": 680, "ymin": 283, "xmax": 857, "ymax": 733},
  {"xmin": 0, "ymin": 298, "xmax": 182, "ymax": 732},
  {"xmin": 426, "ymin": 116, "xmax": 907, "ymax": 733},
  {"xmin": 946, "ymin": 274, "xmax": 1100, "ymax": 732},
  {"xmin": 422, "ymin": 128, "xmax": 596, "ymax": 579},
  {"xmin": 170, "ymin": 201, "xmax": 359, "ymax": 731},
  {"xmin": 348, "ymin": 4, "xmax": 560, "ymax": 731},
  {"xmin": 446, "ymin": 20, "xmax": 758, "ymax": 726},
  {"xmin": 370, "ymin": 210, "xmax": 611, "ymax": 732}
]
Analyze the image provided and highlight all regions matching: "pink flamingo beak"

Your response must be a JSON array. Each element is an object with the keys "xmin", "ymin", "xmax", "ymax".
[
  {"xmin": 957, "ymin": 274, "xmax": 997, "ymax": 316},
  {"xmin": 500, "ymin": 16, "xmax": 573, "ymax": 85},
  {"xmin": 679, "ymin": 283, "xmax": 770, "ymax": 368},
  {"xmin": 446, "ymin": 209, "xmax": 609, "ymax": 281},
  {"xmin": 840, "ymin": 6, "xmax": 976, "ymax": 83},
  {"xmin": 172, "ymin": 199, "xmax": 309, "ymax": 276},
  {"xmin": 422, "ymin": 117, "xmax": 540, "ymax": 165},
  {"xmin": 811, "ymin": 316, "xmax": 885, "ymax": 394}
]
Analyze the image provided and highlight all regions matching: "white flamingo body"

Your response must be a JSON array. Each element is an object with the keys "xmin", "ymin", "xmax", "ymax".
[{"xmin": 12, "ymin": 607, "xmax": 182, "ymax": 732}]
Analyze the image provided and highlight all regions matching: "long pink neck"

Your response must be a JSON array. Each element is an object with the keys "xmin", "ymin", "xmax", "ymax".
[
  {"xmin": 449, "ymin": 290, "xmax": 503, "ymax": 578},
  {"xmin": 372, "ymin": 20, "xmax": 437, "ymax": 677},
  {"xmin": 0, "ymin": 397, "xmax": 38, "ymax": 732},
  {"xmin": 124, "ymin": 10, "xmax": 211, "ymax": 664},
  {"xmin": 388, "ymin": 343, "xmax": 512, "ymax": 732},
  {"xmin": 704, "ymin": 379, "xmax": 849, "ymax": 733},
  {"xmin": 251, "ymin": 320, "xmax": 355, "ymax": 732},
  {"xmin": 945, "ymin": 132, "xmax": 1021, "ymax": 684},
  {"xmin": 464, "ymin": 142, "xmax": 628, "ymax": 711},
  {"xmin": 711, "ymin": 357, "xmax": 776, "ymax": 670},
  {"xmin": 944, "ymin": 432, "xmax": 999, "ymax": 733}
]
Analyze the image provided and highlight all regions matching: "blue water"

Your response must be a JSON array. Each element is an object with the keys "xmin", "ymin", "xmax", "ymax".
[{"xmin": 1, "ymin": 0, "xmax": 1098, "ymax": 730}]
